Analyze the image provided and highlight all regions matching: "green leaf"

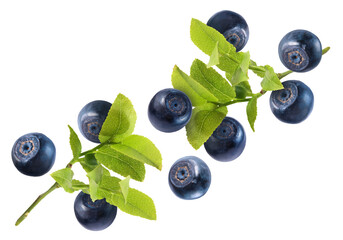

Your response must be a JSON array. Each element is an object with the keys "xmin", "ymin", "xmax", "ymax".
[
  {"xmin": 86, "ymin": 165, "xmax": 110, "ymax": 201},
  {"xmin": 229, "ymin": 51, "xmax": 250, "ymax": 86},
  {"xmin": 246, "ymin": 96, "xmax": 258, "ymax": 132},
  {"xmin": 207, "ymin": 41, "xmax": 220, "ymax": 67},
  {"xmin": 190, "ymin": 59, "xmax": 235, "ymax": 103},
  {"xmin": 186, "ymin": 103, "xmax": 228, "ymax": 149},
  {"xmin": 51, "ymin": 168, "xmax": 74, "ymax": 193},
  {"xmin": 111, "ymin": 135, "xmax": 162, "ymax": 170},
  {"xmin": 79, "ymin": 154, "xmax": 98, "ymax": 173},
  {"xmin": 119, "ymin": 176, "xmax": 131, "ymax": 204},
  {"xmin": 98, "ymin": 175, "xmax": 156, "ymax": 220},
  {"xmin": 95, "ymin": 145, "xmax": 146, "ymax": 182},
  {"xmin": 234, "ymin": 81, "xmax": 252, "ymax": 99},
  {"xmin": 99, "ymin": 93, "xmax": 136, "ymax": 143},
  {"xmin": 249, "ymin": 60, "xmax": 266, "ymax": 78},
  {"xmin": 72, "ymin": 180, "xmax": 89, "ymax": 191},
  {"xmin": 190, "ymin": 18, "xmax": 235, "ymax": 56},
  {"xmin": 260, "ymin": 65, "xmax": 284, "ymax": 91},
  {"xmin": 68, "ymin": 125, "xmax": 81, "ymax": 161},
  {"xmin": 172, "ymin": 65, "xmax": 217, "ymax": 105}
]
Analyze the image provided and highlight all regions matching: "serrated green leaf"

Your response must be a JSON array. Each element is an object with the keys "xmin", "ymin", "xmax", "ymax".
[
  {"xmin": 261, "ymin": 65, "xmax": 284, "ymax": 91},
  {"xmin": 111, "ymin": 135, "xmax": 162, "ymax": 170},
  {"xmin": 249, "ymin": 60, "xmax": 266, "ymax": 78},
  {"xmin": 86, "ymin": 165, "xmax": 110, "ymax": 201},
  {"xmin": 95, "ymin": 145, "xmax": 146, "ymax": 182},
  {"xmin": 79, "ymin": 154, "xmax": 98, "ymax": 173},
  {"xmin": 186, "ymin": 103, "xmax": 228, "ymax": 149},
  {"xmin": 99, "ymin": 93, "xmax": 136, "ymax": 143},
  {"xmin": 98, "ymin": 175, "xmax": 156, "ymax": 220},
  {"xmin": 246, "ymin": 96, "xmax": 258, "ymax": 132},
  {"xmin": 171, "ymin": 65, "xmax": 217, "ymax": 105},
  {"xmin": 72, "ymin": 180, "xmax": 89, "ymax": 191},
  {"xmin": 207, "ymin": 41, "xmax": 220, "ymax": 67},
  {"xmin": 68, "ymin": 125, "xmax": 81, "ymax": 161},
  {"xmin": 51, "ymin": 168, "xmax": 74, "ymax": 193},
  {"xmin": 190, "ymin": 18, "xmax": 234, "ymax": 56},
  {"xmin": 190, "ymin": 59, "xmax": 235, "ymax": 103},
  {"xmin": 229, "ymin": 51, "xmax": 250, "ymax": 86},
  {"xmin": 119, "ymin": 176, "xmax": 131, "ymax": 204},
  {"xmin": 235, "ymin": 81, "xmax": 253, "ymax": 99}
]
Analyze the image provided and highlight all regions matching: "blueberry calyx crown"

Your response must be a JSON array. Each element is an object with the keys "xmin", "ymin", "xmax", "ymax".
[
  {"xmin": 169, "ymin": 160, "xmax": 194, "ymax": 188},
  {"xmin": 270, "ymin": 81, "xmax": 298, "ymax": 110},
  {"xmin": 282, "ymin": 47, "xmax": 309, "ymax": 72},
  {"xmin": 165, "ymin": 92, "xmax": 188, "ymax": 116},
  {"xmin": 14, "ymin": 135, "xmax": 40, "ymax": 161},
  {"xmin": 213, "ymin": 117, "xmax": 237, "ymax": 141}
]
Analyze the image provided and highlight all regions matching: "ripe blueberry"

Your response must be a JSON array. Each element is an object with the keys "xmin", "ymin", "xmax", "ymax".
[
  {"xmin": 12, "ymin": 133, "xmax": 56, "ymax": 176},
  {"xmin": 207, "ymin": 10, "xmax": 249, "ymax": 52},
  {"xmin": 74, "ymin": 191, "xmax": 117, "ymax": 231},
  {"xmin": 270, "ymin": 80, "xmax": 314, "ymax": 124},
  {"xmin": 78, "ymin": 100, "xmax": 112, "ymax": 143},
  {"xmin": 278, "ymin": 29, "xmax": 322, "ymax": 72},
  {"xmin": 148, "ymin": 88, "xmax": 192, "ymax": 133},
  {"xmin": 168, "ymin": 156, "xmax": 211, "ymax": 200},
  {"xmin": 204, "ymin": 117, "xmax": 246, "ymax": 162}
]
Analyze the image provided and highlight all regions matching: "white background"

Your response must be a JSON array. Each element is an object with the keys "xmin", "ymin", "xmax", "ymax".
[{"xmin": 1, "ymin": 0, "xmax": 342, "ymax": 239}]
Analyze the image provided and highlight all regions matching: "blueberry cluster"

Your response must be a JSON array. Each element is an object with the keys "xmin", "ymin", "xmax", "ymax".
[
  {"xmin": 12, "ymin": 100, "xmax": 117, "ymax": 231},
  {"xmin": 148, "ymin": 10, "xmax": 324, "ymax": 200}
]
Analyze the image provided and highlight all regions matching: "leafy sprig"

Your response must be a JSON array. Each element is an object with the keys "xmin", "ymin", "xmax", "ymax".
[
  {"xmin": 172, "ymin": 18, "xmax": 330, "ymax": 149},
  {"xmin": 15, "ymin": 93, "xmax": 162, "ymax": 226}
]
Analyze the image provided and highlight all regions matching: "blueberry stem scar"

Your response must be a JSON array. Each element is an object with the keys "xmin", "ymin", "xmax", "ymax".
[{"xmin": 15, "ymin": 141, "xmax": 110, "ymax": 226}]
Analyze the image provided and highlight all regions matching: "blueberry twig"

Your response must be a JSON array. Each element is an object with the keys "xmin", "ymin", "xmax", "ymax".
[{"xmin": 15, "ymin": 142, "xmax": 110, "ymax": 226}]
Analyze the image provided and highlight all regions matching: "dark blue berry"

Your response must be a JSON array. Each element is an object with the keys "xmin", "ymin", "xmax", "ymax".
[
  {"xmin": 74, "ymin": 191, "xmax": 117, "ymax": 231},
  {"xmin": 78, "ymin": 100, "xmax": 112, "ymax": 143},
  {"xmin": 148, "ymin": 88, "xmax": 192, "ymax": 133},
  {"xmin": 278, "ymin": 29, "xmax": 322, "ymax": 72},
  {"xmin": 207, "ymin": 10, "xmax": 249, "ymax": 52},
  {"xmin": 12, "ymin": 133, "xmax": 56, "ymax": 176},
  {"xmin": 270, "ymin": 80, "xmax": 314, "ymax": 124},
  {"xmin": 204, "ymin": 117, "xmax": 246, "ymax": 162},
  {"xmin": 168, "ymin": 156, "xmax": 211, "ymax": 200}
]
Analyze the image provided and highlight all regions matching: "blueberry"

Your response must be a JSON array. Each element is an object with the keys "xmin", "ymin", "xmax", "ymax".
[
  {"xmin": 168, "ymin": 156, "xmax": 211, "ymax": 200},
  {"xmin": 148, "ymin": 88, "xmax": 192, "ymax": 133},
  {"xmin": 204, "ymin": 117, "xmax": 246, "ymax": 162},
  {"xmin": 78, "ymin": 100, "xmax": 112, "ymax": 143},
  {"xmin": 12, "ymin": 133, "xmax": 56, "ymax": 176},
  {"xmin": 74, "ymin": 191, "xmax": 117, "ymax": 231},
  {"xmin": 278, "ymin": 29, "xmax": 322, "ymax": 72},
  {"xmin": 270, "ymin": 80, "xmax": 314, "ymax": 124},
  {"xmin": 207, "ymin": 10, "xmax": 249, "ymax": 52}
]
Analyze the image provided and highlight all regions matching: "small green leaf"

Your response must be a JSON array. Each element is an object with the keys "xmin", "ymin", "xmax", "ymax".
[
  {"xmin": 186, "ymin": 103, "xmax": 228, "ymax": 149},
  {"xmin": 111, "ymin": 135, "xmax": 162, "ymax": 170},
  {"xmin": 79, "ymin": 154, "xmax": 98, "ymax": 173},
  {"xmin": 119, "ymin": 176, "xmax": 131, "ymax": 204},
  {"xmin": 207, "ymin": 41, "xmax": 220, "ymax": 67},
  {"xmin": 98, "ymin": 175, "xmax": 156, "ymax": 220},
  {"xmin": 246, "ymin": 96, "xmax": 258, "ymax": 132},
  {"xmin": 51, "ymin": 168, "xmax": 74, "ymax": 193},
  {"xmin": 72, "ymin": 180, "xmax": 89, "ymax": 191},
  {"xmin": 190, "ymin": 59, "xmax": 236, "ymax": 103},
  {"xmin": 249, "ymin": 60, "xmax": 266, "ymax": 78},
  {"xmin": 261, "ymin": 65, "xmax": 284, "ymax": 91},
  {"xmin": 234, "ymin": 81, "xmax": 253, "ymax": 99},
  {"xmin": 229, "ymin": 51, "xmax": 250, "ymax": 86},
  {"xmin": 95, "ymin": 145, "xmax": 146, "ymax": 182},
  {"xmin": 68, "ymin": 125, "xmax": 81, "ymax": 161},
  {"xmin": 99, "ymin": 93, "xmax": 137, "ymax": 143},
  {"xmin": 171, "ymin": 65, "xmax": 218, "ymax": 105},
  {"xmin": 86, "ymin": 165, "xmax": 110, "ymax": 201},
  {"xmin": 190, "ymin": 18, "xmax": 234, "ymax": 56}
]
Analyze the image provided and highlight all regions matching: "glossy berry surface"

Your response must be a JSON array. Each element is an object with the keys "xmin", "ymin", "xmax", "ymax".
[
  {"xmin": 204, "ymin": 117, "xmax": 246, "ymax": 162},
  {"xmin": 78, "ymin": 100, "xmax": 112, "ymax": 143},
  {"xmin": 74, "ymin": 191, "xmax": 117, "ymax": 231},
  {"xmin": 207, "ymin": 10, "xmax": 249, "ymax": 52},
  {"xmin": 270, "ymin": 80, "xmax": 314, "ymax": 124},
  {"xmin": 169, "ymin": 156, "xmax": 211, "ymax": 200},
  {"xmin": 278, "ymin": 29, "xmax": 322, "ymax": 72},
  {"xmin": 148, "ymin": 88, "xmax": 192, "ymax": 132},
  {"xmin": 12, "ymin": 133, "xmax": 56, "ymax": 176}
]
